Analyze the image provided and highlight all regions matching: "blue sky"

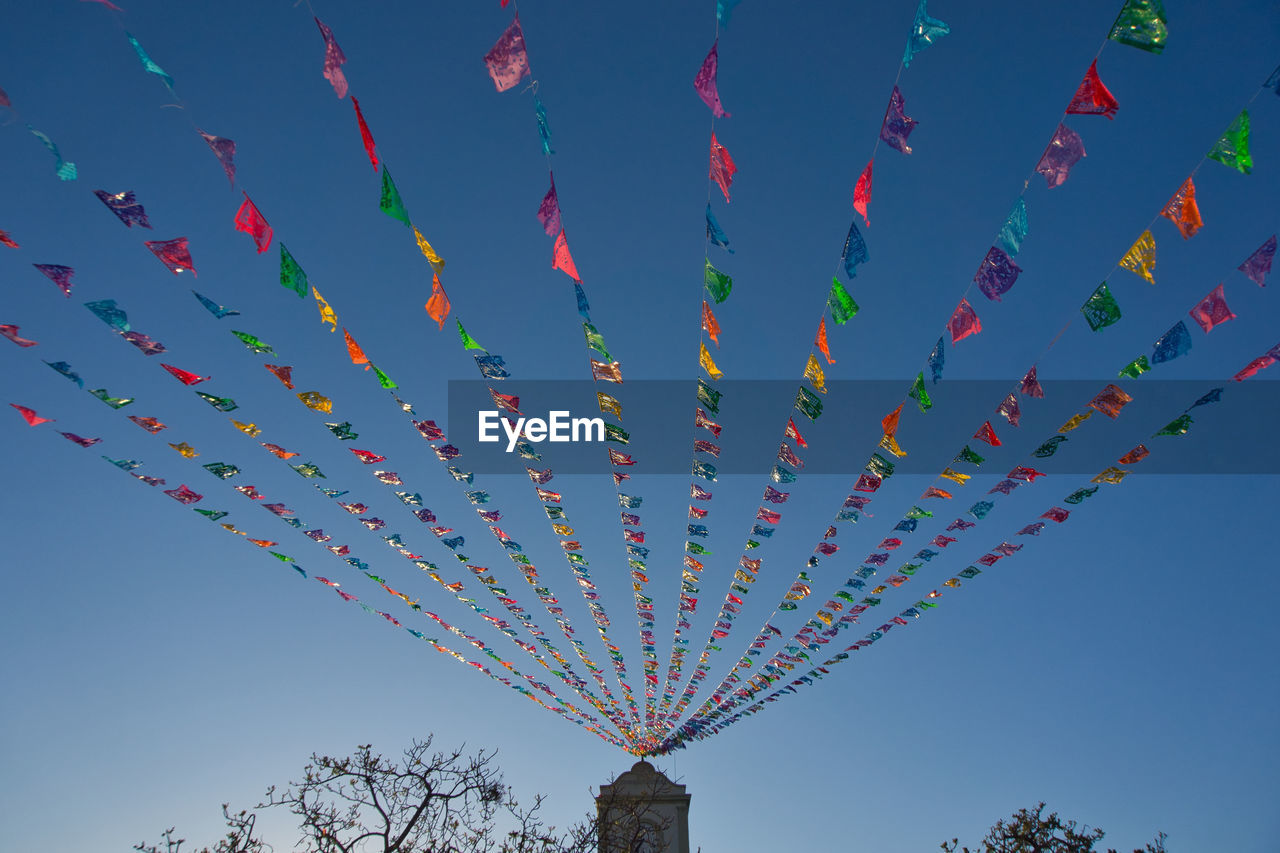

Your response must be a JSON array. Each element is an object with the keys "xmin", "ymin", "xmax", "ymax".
[{"xmin": 1, "ymin": 1, "xmax": 1277, "ymax": 850}]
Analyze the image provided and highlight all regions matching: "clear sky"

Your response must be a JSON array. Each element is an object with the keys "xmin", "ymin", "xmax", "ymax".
[{"xmin": 1, "ymin": 1, "xmax": 1277, "ymax": 850}]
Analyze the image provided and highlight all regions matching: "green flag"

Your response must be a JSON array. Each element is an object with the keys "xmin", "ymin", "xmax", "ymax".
[
  {"xmin": 1207, "ymin": 110, "xmax": 1252, "ymax": 175},
  {"xmin": 1108, "ymin": 0, "xmax": 1168, "ymax": 53},
  {"xmin": 371, "ymin": 363, "xmax": 398, "ymax": 389},
  {"xmin": 1156, "ymin": 413, "xmax": 1192, "ymax": 436},
  {"xmin": 794, "ymin": 386, "xmax": 823, "ymax": 421},
  {"xmin": 379, "ymin": 165, "xmax": 411, "ymax": 226},
  {"xmin": 279, "ymin": 243, "xmax": 308, "ymax": 298},
  {"xmin": 326, "ymin": 422, "xmax": 358, "ymax": 440},
  {"xmin": 1118, "ymin": 354, "xmax": 1151, "ymax": 378},
  {"xmin": 697, "ymin": 379, "xmax": 722, "ymax": 414},
  {"xmin": 291, "ymin": 462, "xmax": 326, "ymax": 478},
  {"xmin": 828, "ymin": 277, "xmax": 859, "ymax": 324},
  {"xmin": 866, "ymin": 453, "xmax": 895, "ymax": 478},
  {"xmin": 195, "ymin": 392, "xmax": 238, "ymax": 412},
  {"xmin": 905, "ymin": 506, "xmax": 933, "ymax": 520},
  {"xmin": 704, "ymin": 261, "xmax": 733, "ymax": 303},
  {"xmin": 1081, "ymin": 282, "xmax": 1123, "ymax": 331},
  {"xmin": 194, "ymin": 508, "xmax": 229, "ymax": 521},
  {"xmin": 605, "ymin": 424, "xmax": 630, "ymax": 444},
  {"xmin": 202, "ymin": 462, "xmax": 240, "ymax": 479},
  {"xmin": 231, "ymin": 330, "xmax": 275, "ymax": 356},
  {"xmin": 908, "ymin": 372, "xmax": 932, "ymax": 412},
  {"xmin": 583, "ymin": 322, "xmax": 611, "ymax": 360},
  {"xmin": 956, "ymin": 445, "xmax": 985, "ymax": 465},
  {"xmin": 456, "ymin": 320, "xmax": 485, "ymax": 351},
  {"xmin": 88, "ymin": 389, "xmax": 134, "ymax": 409}
]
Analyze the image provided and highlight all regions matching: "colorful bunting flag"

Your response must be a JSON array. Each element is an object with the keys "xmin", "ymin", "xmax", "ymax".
[
  {"xmin": 46, "ymin": 361, "xmax": 83, "ymax": 387},
  {"xmin": 11, "ymin": 404, "xmax": 54, "ymax": 426},
  {"xmin": 1108, "ymin": 0, "xmax": 1169, "ymax": 53},
  {"xmin": 193, "ymin": 291, "xmax": 239, "ymax": 319},
  {"xmin": 804, "ymin": 354, "xmax": 826, "ymax": 393},
  {"xmin": 948, "ymin": 299, "xmax": 981, "ymax": 343},
  {"xmin": 902, "ymin": 0, "xmax": 950, "ymax": 67},
  {"xmin": 908, "ymin": 372, "xmax": 932, "ymax": 412},
  {"xmin": 1159, "ymin": 177, "xmax": 1202, "ymax": 240},
  {"xmin": 1066, "ymin": 60, "xmax": 1119, "ymax": 118},
  {"xmin": 379, "ymin": 165, "xmax": 411, "ymax": 227},
  {"xmin": 413, "ymin": 227, "xmax": 446, "ymax": 275},
  {"xmin": 1088, "ymin": 384, "xmax": 1133, "ymax": 419},
  {"xmin": 700, "ymin": 343, "xmax": 724, "ymax": 381},
  {"xmin": 996, "ymin": 199, "xmax": 1029, "ymax": 256},
  {"xmin": 483, "ymin": 15, "xmax": 530, "ymax": 93},
  {"xmin": 33, "ymin": 264, "xmax": 75, "ymax": 298},
  {"xmin": 197, "ymin": 129, "xmax": 236, "ymax": 185},
  {"xmin": 704, "ymin": 261, "xmax": 733, "ymax": 304},
  {"xmin": 28, "ymin": 125, "xmax": 77, "ymax": 180},
  {"xmin": 351, "ymin": 97, "xmax": 378, "ymax": 171},
  {"xmin": 974, "ymin": 246, "xmax": 1021, "ymax": 302},
  {"xmin": 315, "ymin": 17, "xmax": 349, "ymax": 98},
  {"xmin": 841, "ymin": 219, "xmax": 869, "ymax": 279},
  {"xmin": 534, "ymin": 95, "xmax": 554, "ymax": 156},
  {"xmin": 126, "ymin": 32, "xmax": 174, "ymax": 89},
  {"xmin": 880, "ymin": 86, "xmax": 917, "ymax": 154},
  {"xmin": 1119, "ymin": 230, "xmax": 1156, "ymax": 284},
  {"xmin": 537, "ymin": 176, "xmax": 561, "ymax": 237},
  {"xmin": 93, "ymin": 190, "xmax": 151, "ymax": 228},
  {"xmin": 1118, "ymin": 354, "xmax": 1151, "ymax": 378},
  {"xmin": 1207, "ymin": 110, "xmax": 1252, "ymax": 174},
  {"xmin": 552, "ymin": 229, "xmax": 582, "ymax": 282},
  {"xmin": 0, "ymin": 325, "xmax": 38, "ymax": 347},
  {"xmin": 709, "ymin": 133, "xmax": 738, "ymax": 202},
  {"xmin": 706, "ymin": 204, "xmax": 733, "ymax": 252},
  {"xmin": 996, "ymin": 392, "xmax": 1021, "ymax": 427},
  {"xmin": 196, "ymin": 392, "xmax": 238, "ymax": 412},
  {"xmin": 1151, "ymin": 320, "xmax": 1192, "ymax": 363},
  {"xmin": 144, "ymin": 238, "xmax": 195, "ymax": 276},
  {"xmin": 694, "ymin": 40, "xmax": 730, "ymax": 118},
  {"xmin": 0, "ymin": 230, "xmax": 19, "ymax": 249},
  {"xmin": 828, "ymin": 278, "xmax": 859, "ymax": 324},
  {"xmin": 1156, "ymin": 413, "xmax": 1192, "ymax": 437},
  {"xmin": 815, "ymin": 318, "xmax": 834, "ymax": 364},
  {"xmin": 1238, "ymin": 235, "xmax": 1275, "ymax": 286},
  {"xmin": 160, "ymin": 364, "xmax": 209, "ymax": 386},
  {"xmin": 1189, "ymin": 283, "xmax": 1235, "ymax": 333},
  {"xmin": 343, "ymin": 329, "xmax": 370, "ymax": 367},
  {"xmin": 424, "ymin": 273, "xmax": 451, "ymax": 330},
  {"xmin": 1081, "ymin": 282, "xmax": 1122, "ymax": 331},
  {"xmin": 1035, "ymin": 123, "xmax": 1085, "ymax": 188},
  {"xmin": 231, "ymin": 330, "xmax": 274, "ymax": 356},
  {"xmin": 853, "ymin": 160, "xmax": 873, "ymax": 227},
  {"xmin": 279, "ymin": 243, "xmax": 308, "ymax": 298},
  {"xmin": 973, "ymin": 421, "xmax": 1001, "ymax": 446},
  {"xmin": 233, "ymin": 193, "xmax": 272, "ymax": 253}
]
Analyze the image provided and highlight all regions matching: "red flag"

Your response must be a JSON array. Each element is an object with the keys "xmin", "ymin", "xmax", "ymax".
[
  {"xmin": 973, "ymin": 420, "xmax": 1002, "ymax": 446},
  {"xmin": 264, "ymin": 364, "xmax": 295, "ymax": 389},
  {"xmin": 709, "ymin": 132, "xmax": 737, "ymax": 203},
  {"xmin": 160, "ymin": 363, "xmax": 210, "ymax": 385},
  {"xmin": 0, "ymin": 229, "xmax": 19, "ymax": 249},
  {"xmin": 853, "ymin": 160, "xmax": 872, "ymax": 226},
  {"xmin": 948, "ymin": 298, "xmax": 982, "ymax": 343},
  {"xmin": 425, "ymin": 272, "xmax": 451, "ymax": 329},
  {"xmin": 352, "ymin": 97, "xmax": 378, "ymax": 171},
  {"xmin": 784, "ymin": 417, "xmax": 807, "ymax": 448},
  {"xmin": 144, "ymin": 237, "xmax": 196, "ymax": 276},
  {"xmin": 343, "ymin": 328, "xmax": 370, "ymax": 368},
  {"xmin": 1066, "ymin": 60, "xmax": 1119, "ymax": 118},
  {"xmin": 702, "ymin": 301, "xmax": 721, "ymax": 347},
  {"xmin": 11, "ymin": 404, "xmax": 54, "ymax": 426},
  {"xmin": 814, "ymin": 317, "xmax": 834, "ymax": 364},
  {"xmin": 552, "ymin": 229, "xmax": 581, "ymax": 282},
  {"xmin": 233, "ymin": 193, "xmax": 272, "ymax": 253}
]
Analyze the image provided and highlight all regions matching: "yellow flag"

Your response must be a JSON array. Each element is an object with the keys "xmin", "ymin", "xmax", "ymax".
[
  {"xmin": 597, "ymin": 391, "xmax": 623, "ymax": 419},
  {"xmin": 1058, "ymin": 411, "xmax": 1093, "ymax": 432},
  {"xmin": 312, "ymin": 286, "xmax": 338, "ymax": 332},
  {"xmin": 939, "ymin": 467, "xmax": 970, "ymax": 485},
  {"xmin": 552, "ymin": 523, "xmax": 575, "ymax": 536},
  {"xmin": 1119, "ymin": 229, "xmax": 1156, "ymax": 284},
  {"xmin": 1091, "ymin": 466, "xmax": 1130, "ymax": 484},
  {"xmin": 414, "ymin": 227, "xmax": 446, "ymax": 275},
  {"xmin": 879, "ymin": 433, "xmax": 907, "ymax": 458},
  {"xmin": 230, "ymin": 419, "xmax": 262, "ymax": 437},
  {"xmin": 699, "ymin": 342, "xmax": 723, "ymax": 381},
  {"xmin": 803, "ymin": 353, "xmax": 827, "ymax": 394},
  {"xmin": 168, "ymin": 441, "xmax": 198, "ymax": 458}
]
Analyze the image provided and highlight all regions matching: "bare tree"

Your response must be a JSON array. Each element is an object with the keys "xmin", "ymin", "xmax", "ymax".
[{"xmin": 138, "ymin": 737, "xmax": 671, "ymax": 853}]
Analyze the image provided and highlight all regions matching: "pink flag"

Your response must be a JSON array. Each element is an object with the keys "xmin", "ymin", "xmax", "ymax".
[
  {"xmin": 693, "ymin": 40, "xmax": 730, "ymax": 118},
  {"xmin": 709, "ymin": 132, "xmax": 737, "ymax": 203},
  {"xmin": 947, "ymin": 298, "xmax": 981, "ymax": 343},
  {"xmin": 0, "ymin": 324, "xmax": 38, "ymax": 347},
  {"xmin": 163, "ymin": 484, "xmax": 203, "ymax": 504},
  {"xmin": 197, "ymin": 129, "xmax": 236, "ymax": 186},
  {"xmin": 144, "ymin": 238, "xmax": 196, "ymax": 276},
  {"xmin": 853, "ymin": 160, "xmax": 872, "ymax": 227},
  {"xmin": 537, "ymin": 175, "xmax": 561, "ymax": 237},
  {"xmin": 233, "ymin": 193, "xmax": 272, "ymax": 253},
  {"xmin": 483, "ymin": 16, "xmax": 530, "ymax": 93},
  {"xmin": 0, "ymin": 230, "xmax": 19, "ymax": 249},
  {"xmin": 1066, "ymin": 60, "xmax": 1119, "ymax": 118},
  {"xmin": 1189, "ymin": 283, "xmax": 1236, "ymax": 333},
  {"xmin": 315, "ymin": 17, "xmax": 348, "ymax": 98},
  {"xmin": 33, "ymin": 264, "xmax": 75, "ymax": 297},
  {"xmin": 552, "ymin": 229, "xmax": 581, "ymax": 282},
  {"xmin": 1020, "ymin": 365, "xmax": 1045, "ymax": 399},
  {"xmin": 352, "ymin": 97, "xmax": 378, "ymax": 171},
  {"xmin": 11, "ymin": 404, "xmax": 54, "ymax": 426},
  {"xmin": 1035, "ymin": 123, "xmax": 1086, "ymax": 188}
]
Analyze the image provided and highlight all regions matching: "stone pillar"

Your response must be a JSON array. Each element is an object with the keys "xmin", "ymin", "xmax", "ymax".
[{"xmin": 595, "ymin": 760, "xmax": 691, "ymax": 853}]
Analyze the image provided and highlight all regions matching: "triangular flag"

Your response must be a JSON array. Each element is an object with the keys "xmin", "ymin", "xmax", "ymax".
[
  {"xmin": 315, "ymin": 17, "xmax": 349, "ymax": 98},
  {"xmin": 233, "ymin": 193, "xmax": 272, "ymax": 253},
  {"xmin": 93, "ymin": 190, "xmax": 151, "ymax": 229},
  {"xmin": 11, "ymin": 404, "xmax": 54, "ymax": 426},
  {"xmin": 974, "ymin": 421, "xmax": 1001, "ymax": 446},
  {"xmin": 197, "ymin": 129, "xmax": 236, "ymax": 185},
  {"xmin": 881, "ymin": 402, "xmax": 904, "ymax": 437},
  {"xmin": 1021, "ymin": 365, "xmax": 1045, "ymax": 398},
  {"xmin": 33, "ymin": 263, "xmax": 75, "ymax": 298},
  {"xmin": 1160, "ymin": 177, "xmax": 1202, "ymax": 240},
  {"xmin": 996, "ymin": 199, "xmax": 1029, "ymax": 256},
  {"xmin": 343, "ymin": 329, "xmax": 370, "ymax": 367},
  {"xmin": 706, "ymin": 204, "xmax": 733, "ymax": 252},
  {"xmin": 483, "ymin": 15, "xmax": 531, "ymax": 93},
  {"xmin": 160, "ymin": 364, "xmax": 209, "ymax": 385},
  {"xmin": 700, "ymin": 343, "xmax": 723, "ymax": 381},
  {"xmin": 144, "ymin": 238, "xmax": 195, "ymax": 276},
  {"xmin": 841, "ymin": 219, "xmax": 869, "ymax": 279},
  {"xmin": 704, "ymin": 261, "xmax": 733, "ymax": 303},
  {"xmin": 313, "ymin": 287, "xmax": 338, "ymax": 332},
  {"xmin": 379, "ymin": 165, "xmax": 410, "ymax": 227},
  {"xmin": 537, "ymin": 175, "xmax": 561, "ymax": 237},
  {"xmin": 702, "ymin": 301, "xmax": 721, "ymax": 347},
  {"xmin": 1108, "ymin": 0, "xmax": 1169, "ymax": 54},
  {"xmin": 1188, "ymin": 283, "xmax": 1235, "ymax": 333},
  {"xmin": 1238, "ymin": 235, "xmax": 1275, "ymax": 287},
  {"xmin": 1119, "ymin": 230, "xmax": 1156, "ymax": 284},
  {"xmin": 351, "ymin": 97, "xmax": 378, "ymax": 171},
  {"xmin": 279, "ymin": 243, "xmax": 308, "ymax": 297},
  {"xmin": 457, "ymin": 320, "xmax": 485, "ymax": 352},
  {"xmin": 902, "ymin": 0, "xmax": 950, "ymax": 67},
  {"xmin": 1066, "ymin": 60, "xmax": 1119, "ymax": 118},
  {"xmin": 814, "ymin": 317, "xmax": 834, "ymax": 364},
  {"xmin": 1035, "ymin": 123, "xmax": 1086, "ymax": 188},
  {"xmin": 804, "ymin": 354, "xmax": 826, "ymax": 394},
  {"xmin": 1206, "ymin": 110, "xmax": 1252, "ymax": 175},
  {"xmin": 853, "ymin": 160, "xmax": 872, "ymax": 226},
  {"xmin": 552, "ymin": 229, "xmax": 581, "ymax": 282},
  {"xmin": 413, "ymin": 227, "xmax": 445, "ymax": 275},
  {"xmin": 828, "ymin": 278, "xmax": 859, "ymax": 324},
  {"xmin": 693, "ymin": 40, "xmax": 730, "ymax": 118},
  {"xmin": 1081, "ymin": 282, "xmax": 1122, "ymax": 331},
  {"xmin": 948, "ymin": 299, "xmax": 982, "ymax": 343},
  {"xmin": 880, "ymin": 86, "xmax": 917, "ymax": 154},
  {"xmin": 425, "ymin": 273, "xmax": 451, "ymax": 330},
  {"xmin": 709, "ymin": 132, "xmax": 738, "ymax": 202}
]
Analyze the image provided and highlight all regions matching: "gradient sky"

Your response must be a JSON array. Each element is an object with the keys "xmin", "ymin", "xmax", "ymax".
[{"xmin": 1, "ymin": 1, "xmax": 1278, "ymax": 851}]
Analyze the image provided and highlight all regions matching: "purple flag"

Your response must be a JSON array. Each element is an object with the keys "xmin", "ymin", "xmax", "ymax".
[
  {"xmin": 880, "ymin": 86, "xmax": 918, "ymax": 155},
  {"xmin": 1035, "ymin": 123, "xmax": 1086, "ymax": 188},
  {"xmin": 315, "ymin": 18, "xmax": 348, "ymax": 98},
  {"xmin": 694, "ymin": 40, "xmax": 730, "ymax": 118},
  {"xmin": 1239, "ymin": 235, "xmax": 1275, "ymax": 287},
  {"xmin": 484, "ymin": 16, "xmax": 530, "ymax": 93},
  {"xmin": 974, "ymin": 246, "xmax": 1022, "ymax": 302},
  {"xmin": 33, "ymin": 263, "xmax": 75, "ymax": 297},
  {"xmin": 198, "ymin": 129, "xmax": 236, "ymax": 185},
  {"xmin": 537, "ymin": 175, "xmax": 561, "ymax": 237},
  {"xmin": 94, "ymin": 190, "xmax": 151, "ymax": 228}
]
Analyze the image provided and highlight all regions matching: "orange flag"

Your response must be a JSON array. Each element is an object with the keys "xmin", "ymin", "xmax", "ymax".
[
  {"xmin": 881, "ymin": 401, "xmax": 904, "ymax": 437},
  {"xmin": 815, "ymin": 317, "xmax": 834, "ymax": 364},
  {"xmin": 425, "ymin": 272, "xmax": 451, "ymax": 330},
  {"xmin": 702, "ymin": 301, "xmax": 721, "ymax": 347},
  {"xmin": 1160, "ymin": 177, "xmax": 1203, "ymax": 240},
  {"xmin": 343, "ymin": 328, "xmax": 370, "ymax": 368}
]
